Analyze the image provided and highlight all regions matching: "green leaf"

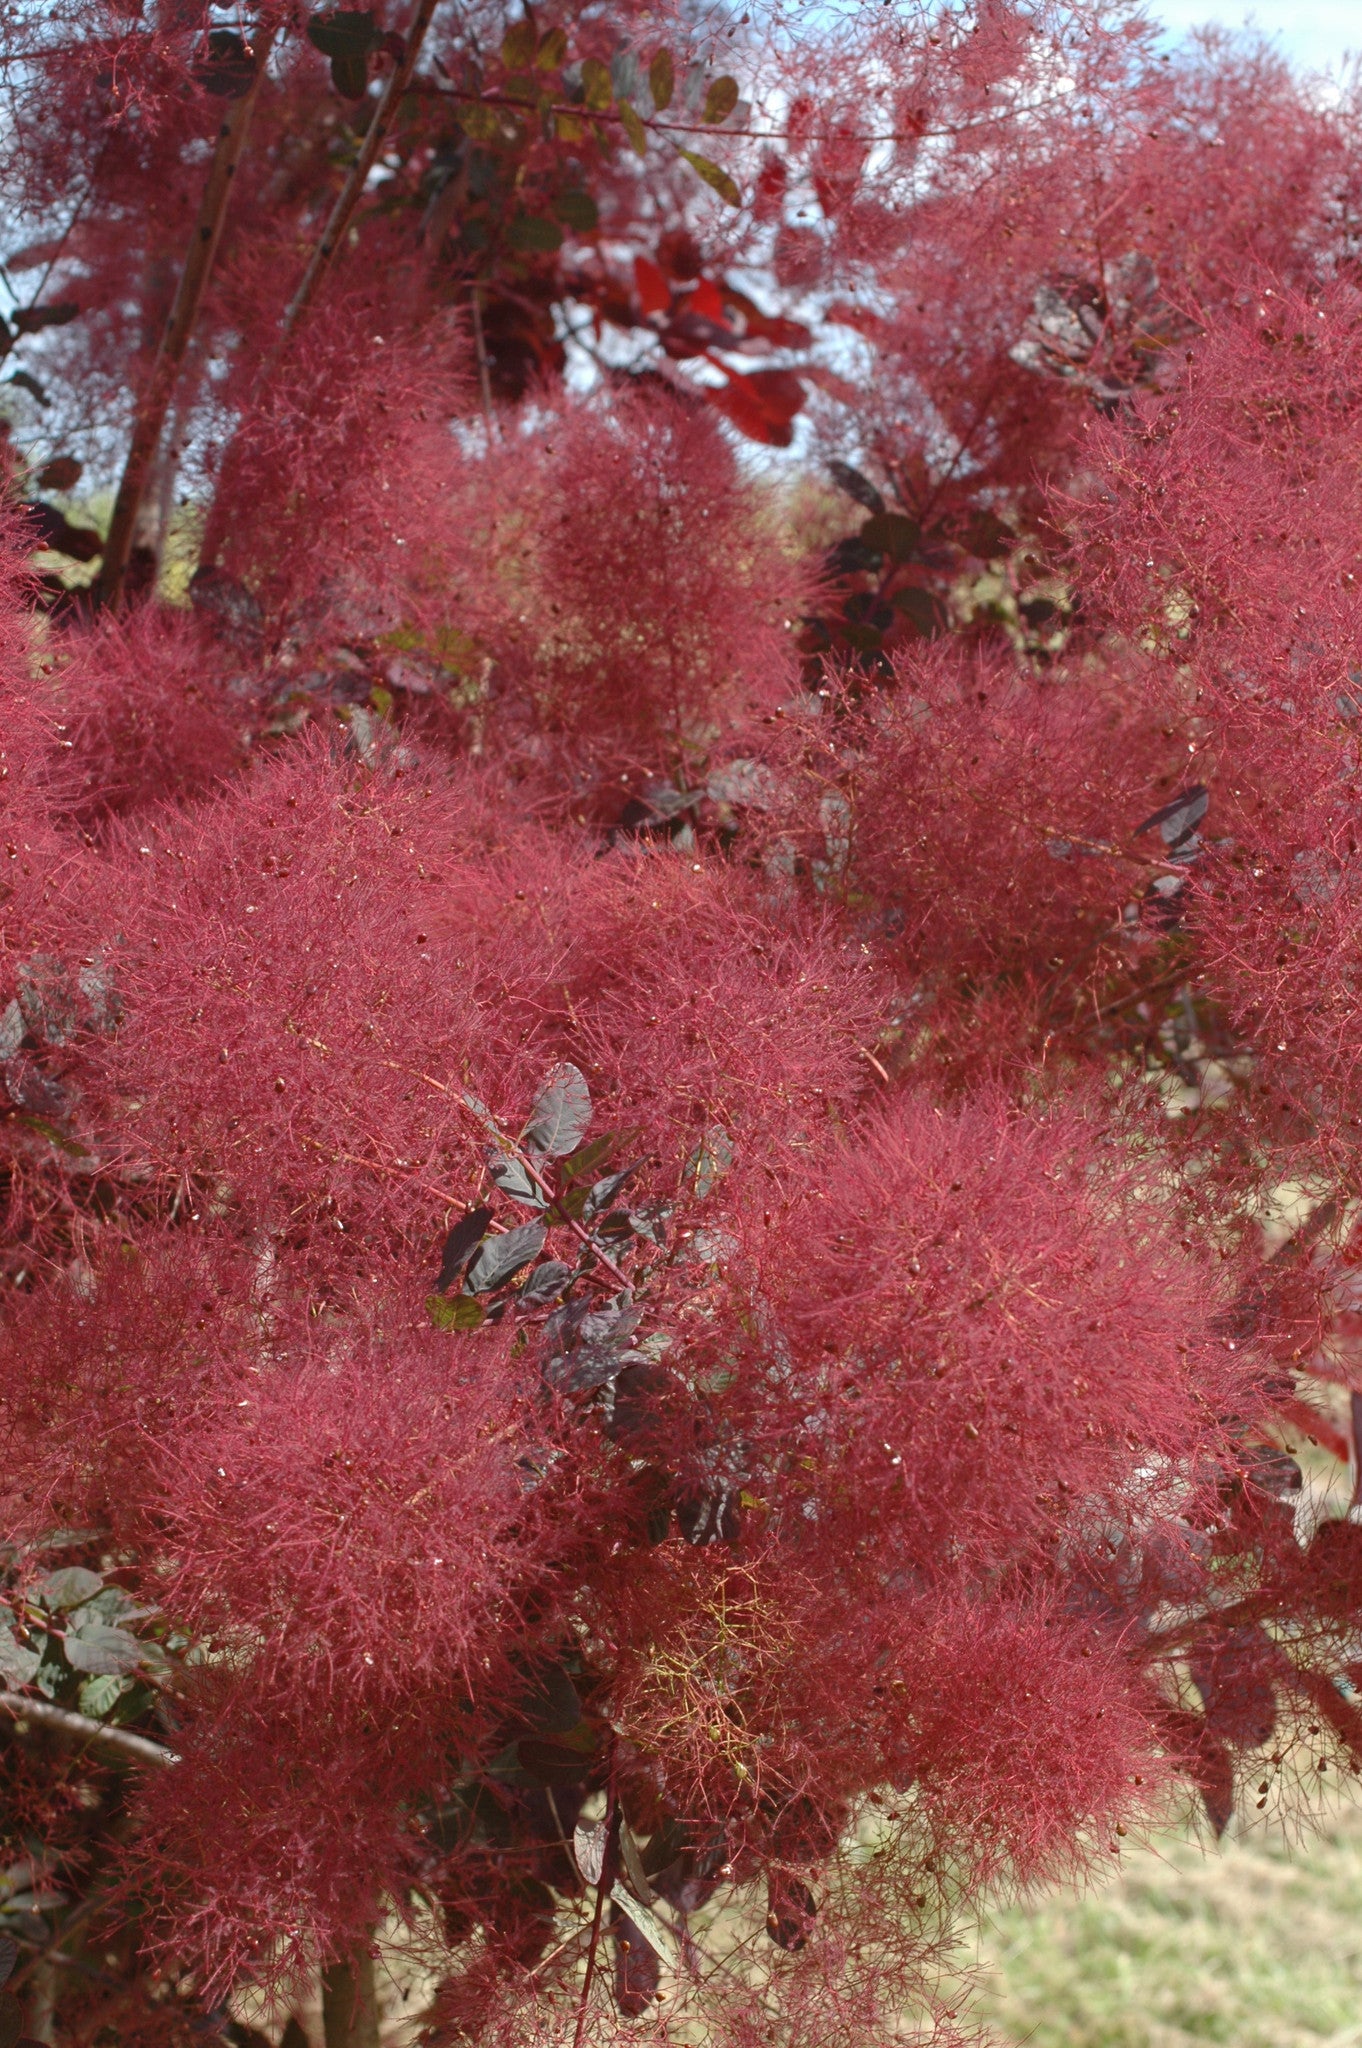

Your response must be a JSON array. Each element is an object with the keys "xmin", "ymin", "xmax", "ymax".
[
  {"xmin": 703, "ymin": 74, "xmax": 739, "ymax": 124},
  {"xmin": 618, "ymin": 1817, "xmax": 657, "ymax": 1904},
  {"xmin": 71, "ymin": 1585, "xmax": 150, "ymax": 1626},
  {"xmin": 581, "ymin": 56, "xmax": 613, "ymax": 110},
  {"xmin": 487, "ymin": 1151, "xmax": 545, "ymax": 1205},
  {"xmin": 619, "ymin": 101, "xmax": 648, "ymax": 157},
  {"xmin": 34, "ymin": 1566, "xmax": 102, "ymax": 1611},
  {"xmin": 459, "ymin": 102, "xmax": 512, "ymax": 142},
  {"xmin": 427, "ymin": 1291, "xmax": 486, "ymax": 1331},
  {"xmin": 574, "ymin": 1818, "xmax": 608, "ymax": 1884},
  {"xmin": 525, "ymin": 1062, "xmax": 592, "ymax": 1156},
  {"xmin": 500, "ymin": 18, "xmax": 537, "ymax": 68},
  {"xmin": 562, "ymin": 1132, "xmax": 617, "ymax": 1182},
  {"xmin": 584, "ymin": 1164, "xmax": 640, "ymax": 1219},
  {"xmin": 306, "ymin": 8, "xmax": 379, "ymax": 58},
  {"xmin": 537, "ymin": 25, "xmax": 568, "ymax": 68},
  {"xmin": 467, "ymin": 1221, "xmax": 547, "ymax": 1292},
  {"xmin": 680, "ymin": 149, "xmax": 741, "ymax": 207},
  {"xmin": 64, "ymin": 1622, "xmax": 144, "ymax": 1676},
  {"xmin": 649, "ymin": 47, "xmax": 674, "ymax": 109},
  {"xmin": 519, "ymin": 1260, "xmax": 574, "ymax": 1306},
  {"xmin": 14, "ymin": 1114, "xmax": 89, "ymax": 1157},
  {"xmin": 552, "ymin": 188, "xmax": 600, "ymax": 233},
  {"xmin": 609, "ymin": 1881, "xmax": 676, "ymax": 1963},
  {"xmin": 0, "ymin": 1626, "xmax": 39, "ymax": 1688},
  {"xmin": 78, "ymin": 1672, "xmax": 128, "ymax": 1717},
  {"xmin": 506, "ymin": 212, "xmax": 564, "ymax": 253}
]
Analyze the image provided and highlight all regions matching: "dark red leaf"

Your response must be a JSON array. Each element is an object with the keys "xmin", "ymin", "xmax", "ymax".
[
  {"xmin": 706, "ymin": 368, "xmax": 805, "ymax": 446},
  {"xmin": 635, "ymin": 255, "xmax": 671, "ymax": 320},
  {"xmin": 436, "ymin": 1205, "xmax": 494, "ymax": 1292},
  {"xmin": 611, "ymin": 1899, "xmax": 661, "ymax": 2015}
]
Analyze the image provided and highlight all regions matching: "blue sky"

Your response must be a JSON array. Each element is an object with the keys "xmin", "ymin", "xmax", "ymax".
[{"xmin": 1157, "ymin": 0, "xmax": 1358, "ymax": 74}]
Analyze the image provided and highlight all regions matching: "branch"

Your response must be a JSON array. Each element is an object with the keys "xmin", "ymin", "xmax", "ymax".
[
  {"xmin": 0, "ymin": 1691, "xmax": 180, "ymax": 1767},
  {"xmin": 572, "ymin": 1781, "xmax": 614, "ymax": 2048},
  {"xmin": 280, "ymin": 0, "xmax": 442, "ymax": 340},
  {"xmin": 96, "ymin": 26, "xmax": 280, "ymax": 610}
]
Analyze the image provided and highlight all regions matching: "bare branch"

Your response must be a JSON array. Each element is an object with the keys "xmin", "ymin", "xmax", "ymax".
[
  {"xmin": 281, "ymin": 0, "xmax": 443, "ymax": 340},
  {"xmin": 0, "ymin": 1690, "xmax": 180, "ymax": 1767},
  {"xmin": 96, "ymin": 25, "xmax": 280, "ymax": 610}
]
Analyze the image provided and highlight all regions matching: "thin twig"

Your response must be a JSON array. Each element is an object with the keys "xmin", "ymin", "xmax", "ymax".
[
  {"xmin": 1033, "ymin": 820, "xmax": 1182, "ymax": 871},
  {"xmin": 1095, "ymin": 969, "xmax": 1191, "ymax": 1022},
  {"xmin": 96, "ymin": 25, "xmax": 280, "ymax": 608},
  {"xmin": 527, "ymin": 1912, "xmax": 595, "ymax": 1985},
  {"xmin": 5, "ymin": 1891, "xmax": 104, "ymax": 1997},
  {"xmin": 406, "ymin": 78, "xmax": 1095, "ymax": 149},
  {"xmin": 469, "ymin": 284, "xmax": 496, "ymax": 436},
  {"xmin": 0, "ymin": 136, "xmax": 111, "ymax": 360},
  {"xmin": 0, "ymin": 1691, "xmax": 179, "ymax": 1767},
  {"xmin": 281, "ymin": 0, "xmax": 442, "ymax": 339}
]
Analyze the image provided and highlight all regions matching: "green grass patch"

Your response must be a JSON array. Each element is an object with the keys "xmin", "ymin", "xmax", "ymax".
[{"xmin": 965, "ymin": 1805, "xmax": 1362, "ymax": 2048}]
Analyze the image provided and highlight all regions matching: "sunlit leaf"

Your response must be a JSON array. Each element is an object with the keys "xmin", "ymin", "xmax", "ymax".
[
  {"xmin": 680, "ymin": 149, "xmax": 741, "ymax": 207},
  {"xmin": 649, "ymin": 47, "xmax": 674, "ymax": 109},
  {"xmin": 703, "ymin": 75, "xmax": 739, "ymax": 124}
]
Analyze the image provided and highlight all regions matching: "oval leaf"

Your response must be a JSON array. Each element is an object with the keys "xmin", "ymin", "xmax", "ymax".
[
  {"xmin": 427, "ymin": 1292, "xmax": 486, "ymax": 1331},
  {"xmin": 620, "ymin": 101, "xmax": 648, "ymax": 157},
  {"xmin": 78, "ymin": 1672, "xmax": 128, "ymax": 1717},
  {"xmin": 34, "ymin": 1566, "xmax": 102, "ymax": 1611},
  {"xmin": 0, "ymin": 1627, "xmax": 39, "ymax": 1688},
  {"xmin": 574, "ymin": 1818, "xmax": 608, "ymax": 1885},
  {"xmin": 330, "ymin": 49, "xmax": 369, "ymax": 97},
  {"xmin": 649, "ymin": 47, "xmax": 674, "ymax": 109},
  {"xmin": 437, "ymin": 1206, "xmax": 494, "ymax": 1290},
  {"xmin": 506, "ymin": 212, "xmax": 564, "ymax": 254},
  {"xmin": 525, "ymin": 1062, "xmax": 592, "ymax": 1155},
  {"xmin": 860, "ymin": 511, "xmax": 921, "ymax": 562},
  {"xmin": 581, "ymin": 55, "xmax": 613, "ymax": 110},
  {"xmin": 487, "ymin": 1153, "xmax": 545, "ymax": 1206},
  {"xmin": 553, "ymin": 188, "xmax": 600, "ymax": 233},
  {"xmin": 500, "ymin": 18, "xmax": 536, "ymax": 68},
  {"xmin": 609, "ymin": 1881, "xmax": 675, "ymax": 1962},
  {"xmin": 703, "ymin": 75, "xmax": 739, "ymax": 124},
  {"xmin": 680, "ymin": 149, "xmax": 741, "ymax": 207},
  {"xmin": 306, "ymin": 8, "xmax": 379, "ymax": 58},
  {"xmin": 828, "ymin": 460, "xmax": 884, "ymax": 514},
  {"xmin": 519, "ymin": 1259, "xmax": 574, "ymax": 1306},
  {"xmin": 467, "ymin": 1220, "xmax": 547, "ymax": 1293},
  {"xmin": 64, "ymin": 1622, "xmax": 144, "ymax": 1676}
]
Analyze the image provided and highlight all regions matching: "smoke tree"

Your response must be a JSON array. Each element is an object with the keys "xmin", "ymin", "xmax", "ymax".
[{"xmin": 1, "ymin": 0, "xmax": 1362, "ymax": 2042}]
